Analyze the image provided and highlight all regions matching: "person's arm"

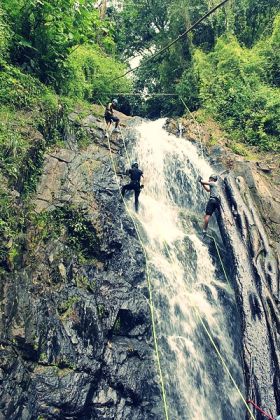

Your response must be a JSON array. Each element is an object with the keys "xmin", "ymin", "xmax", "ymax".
[
  {"xmin": 109, "ymin": 103, "xmax": 114, "ymax": 115},
  {"xmin": 200, "ymin": 179, "xmax": 210, "ymax": 192},
  {"xmin": 200, "ymin": 180, "xmax": 211, "ymax": 186}
]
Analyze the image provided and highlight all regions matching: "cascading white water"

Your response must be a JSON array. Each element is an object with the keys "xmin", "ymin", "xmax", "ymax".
[{"xmin": 126, "ymin": 119, "xmax": 245, "ymax": 420}]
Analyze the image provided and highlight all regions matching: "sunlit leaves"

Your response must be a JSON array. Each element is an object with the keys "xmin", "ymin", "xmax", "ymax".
[
  {"xmin": 1, "ymin": 0, "xmax": 116, "ymax": 88},
  {"xmin": 193, "ymin": 28, "xmax": 280, "ymax": 150}
]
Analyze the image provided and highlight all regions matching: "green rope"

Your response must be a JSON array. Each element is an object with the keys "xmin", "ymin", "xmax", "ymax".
[
  {"xmin": 107, "ymin": 117, "xmax": 255, "ymax": 420},
  {"xmin": 163, "ymin": 241, "xmax": 256, "ymax": 420},
  {"xmin": 207, "ymin": 233, "xmax": 231, "ymax": 286},
  {"xmin": 106, "ymin": 131, "xmax": 169, "ymax": 420}
]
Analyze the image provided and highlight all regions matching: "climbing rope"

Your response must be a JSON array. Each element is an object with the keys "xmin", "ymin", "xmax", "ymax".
[
  {"xmin": 106, "ymin": 129, "xmax": 170, "ymax": 420},
  {"xmin": 246, "ymin": 400, "xmax": 276, "ymax": 420},
  {"xmin": 162, "ymin": 242, "xmax": 256, "ymax": 420},
  {"xmin": 111, "ymin": 0, "xmax": 230, "ymax": 82},
  {"xmin": 118, "ymin": 124, "xmax": 256, "ymax": 420},
  {"xmin": 179, "ymin": 96, "xmax": 204, "ymax": 158},
  {"xmin": 206, "ymin": 233, "xmax": 231, "ymax": 287}
]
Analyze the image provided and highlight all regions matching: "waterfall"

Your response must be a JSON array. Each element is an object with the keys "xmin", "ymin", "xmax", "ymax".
[{"xmin": 125, "ymin": 119, "xmax": 245, "ymax": 420}]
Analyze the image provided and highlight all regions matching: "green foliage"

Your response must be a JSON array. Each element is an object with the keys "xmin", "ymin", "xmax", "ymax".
[
  {"xmin": 76, "ymin": 274, "xmax": 92, "ymax": 290},
  {"xmin": 113, "ymin": 317, "xmax": 121, "ymax": 334},
  {"xmin": 2, "ymin": 0, "xmax": 115, "ymax": 88},
  {"xmin": 229, "ymin": 142, "xmax": 251, "ymax": 157},
  {"xmin": 258, "ymin": 14, "xmax": 280, "ymax": 87},
  {"xmin": 0, "ymin": 5, "xmax": 10, "ymax": 60},
  {"xmin": 0, "ymin": 188, "xmax": 24, "ymax": 268},
  {"xmin": 0, "ymin": 98, "xmax": 64, "ymax": 194},
  {"xmin": 176, "ymin": 66, "xmax": 200, "ymax": 111},
  {"xmin": 193, "ymin": 30, "xmax": 280, "ymax": 151},
  {"xmin": 113, "ymin": 0, "xmax": 169, "ymax": 56},
  {"xmin": 230, "ymin": 0, "xmax": 280, "ymax": 47},
  {"xmin": 0, "ymin": 64, "xmax": 46, "ymax": 109},
  {"xmin": 32, "ymin": 205, "xmax": 103, "ymax": 260},
  {"xmin": 58, "ymin": 296, "xmax": 79, "ymax": 320},
  {"xmin": 62, "ymin": 45, "xmax": 132, "ymax": 102}
]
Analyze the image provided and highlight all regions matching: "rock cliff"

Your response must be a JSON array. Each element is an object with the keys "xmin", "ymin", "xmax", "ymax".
[
  {"xmin": 0, "ymin": 110, "xmax": 162, "ymax": 419},
  {"xmin": 166, "ymin": 117, "xmax": 280, "ymax": 419}
]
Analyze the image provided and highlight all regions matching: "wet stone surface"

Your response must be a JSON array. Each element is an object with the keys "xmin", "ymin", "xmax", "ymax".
[{"xmin": 0, "ymin": 114, "xmax": 162, "ymax": 419}]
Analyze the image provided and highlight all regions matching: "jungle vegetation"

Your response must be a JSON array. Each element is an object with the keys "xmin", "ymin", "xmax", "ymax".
[
  {"xmin": 0, "ymin": 0, "xmax": 279, "ymax": 269},
  {"xmin": 113, "ymin": 0, "xmax": 280, "ymax": 151}
]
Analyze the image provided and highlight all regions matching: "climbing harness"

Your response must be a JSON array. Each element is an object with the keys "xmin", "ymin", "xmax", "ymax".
[
  {"xmin": 119, "ymin": 124, "xmax": 256, "ymax": 420},
  {"xmin": 246, "ymin": 400, "xmax": 276, "ymax": 420},
  {"xmin": 106, "ymin": 129, "xmax": 170, "ymax": 420}
]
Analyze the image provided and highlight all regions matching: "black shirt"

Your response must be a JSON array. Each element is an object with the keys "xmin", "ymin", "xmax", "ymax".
[{"xmin": 128, "ymin": 168, "xmax": 143, "ymax": 183}]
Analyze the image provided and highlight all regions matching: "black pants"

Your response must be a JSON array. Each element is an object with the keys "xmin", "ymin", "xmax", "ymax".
[
  {"xmin": 104, "ymin": 114, "xmax": 119, "ymax": 124},
  {"xmin": 206, "ymin": 197, "xmax": 220, "ymax": 216},
  {"xmin": 121, "ymin": 182, "xmax": 141, "ymax": 212}
]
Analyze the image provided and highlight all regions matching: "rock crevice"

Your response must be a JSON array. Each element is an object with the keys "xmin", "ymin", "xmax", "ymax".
[{"xmin": 0, "ymin": 113, "xmax": 162, "ymax": 420}]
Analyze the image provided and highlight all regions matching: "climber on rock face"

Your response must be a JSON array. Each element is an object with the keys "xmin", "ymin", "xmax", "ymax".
[
  {"xmin": 104, "ymin": 98, "xmax": 120, "ymax": 134},
  {"xmin": 199, "ymin": 174, "xmax": 220, "ymax": 235},
  {"xmin": 121, "ymin": 162, "xmax": 144, "ymax": 212}
]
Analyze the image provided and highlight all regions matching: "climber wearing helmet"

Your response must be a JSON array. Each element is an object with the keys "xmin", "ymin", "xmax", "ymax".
[
  {"xmin": 104, "ymin": 99, "xmax": 120, "ymax": 134},
  {"xmin": 199, "ymin": 174, "xmax": 220, "ymax": 235},
  {"xmin": 121, "ymin": 162, "xmax": 144, "ymax": 212}
]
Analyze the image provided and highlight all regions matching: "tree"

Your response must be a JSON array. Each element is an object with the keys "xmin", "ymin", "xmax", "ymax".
[
  {"xmin": 0, "ymin": 5, "xmax": 10, "ymax": 61},
  {"xmin": 1, "ymin": 0, "xmax": 115, "ymax": 89}
]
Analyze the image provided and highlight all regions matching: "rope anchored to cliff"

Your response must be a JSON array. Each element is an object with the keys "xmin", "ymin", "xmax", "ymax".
[
  {"xmin": 106, "ymin": 129, "xmax": 170, "ymax": 420},
  {"xmin": 118, "ymin": 126, "xmax": 257, "ymax": 420},
  {"xmin": 246, "ymin": 400, "xmax": 277, "ymax": 420},
  {"xmin": 110, "ymin": 0, "xmax": 230, "ymax": 82},
  {"xmin": 162, "ymin": 241, "xmax": 256, "ymax": 420}
]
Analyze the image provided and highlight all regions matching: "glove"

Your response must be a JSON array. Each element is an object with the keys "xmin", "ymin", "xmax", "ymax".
[
  {"xmin": 198, "ymin": 176, "xmax": 203, "ymax": 183},
  {"xmin": 140, "ymin": 185, "xmax": 144, "ymax": 189}
]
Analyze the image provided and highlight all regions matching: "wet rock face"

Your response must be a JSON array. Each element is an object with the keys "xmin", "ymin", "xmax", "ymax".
[
  {"xmin": 166, "ymin": 117, "xmax": 280, "ymax": 418},
  {"xmin": 0, "ymin": 114, "xmax": 162, "ymax": 419},
  {"xmin": 217, "ymin": 173, "xmax": 280, "ymax": 419},
  {"xmin": 208, "ymin": 154, "xmax": 280, "ymax": 417}
]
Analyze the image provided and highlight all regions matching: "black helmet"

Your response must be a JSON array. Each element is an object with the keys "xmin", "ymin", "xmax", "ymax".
[
  {"xmin": 132, "ymin": 161, "xmax": 138, "ymax": 168},
  {"xmin": 209, "ymin": 174, "xmax": 218, "ymax": 181},
  {"xmin": 112, "ymin": 98, "xmax": 118, "ymax": 105}
]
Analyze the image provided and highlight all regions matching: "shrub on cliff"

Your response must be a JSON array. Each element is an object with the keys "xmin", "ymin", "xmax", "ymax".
[
  {"xmin": 61, "ymin": 45, "xmax": 132, "ymax": 103},
  {"xmin": 1, "ymin": 0, "xmax": 131, "ymax": 102},
  {"xmin": 193, "ymin": 17, "xmax": 280, "ymax": 151},
  {"xmin": 0, "ymin": 5, "xmax": 10, "ymax": 61}
]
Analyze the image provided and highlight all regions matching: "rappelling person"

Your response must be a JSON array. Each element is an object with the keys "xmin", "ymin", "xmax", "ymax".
[
  {"xmin": 104, "ymin": 98, "xmax": 120, "ymax": 135},
  {"xmin": 121, "ymin": 162, "xmax": 144, "ymax": 212},
  {"xmin": 199, "ymin": 174, "xmax": 220, "ymax": 235}
]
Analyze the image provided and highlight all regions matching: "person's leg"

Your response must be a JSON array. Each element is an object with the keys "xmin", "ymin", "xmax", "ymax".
[
  {"xmin": 121, "ymin": 183, "xmax": 133, "ymax": 197},
  {"xmin": 203, "ymin": 214, "xmax": 211, "ymax": 230},
  {"xmin": 112, "ymin": 116, "xmax": 120, "ymax": 129},
  {"xmin": 204, "ymin": 199, "xmax": 215, "ymax": 231},
  {"xmin": 134, "ymin": 187, "xmax": 141, "ymax": 212},
  {"xmin": 121, "ymin": 184, "xmax": 128, "ymax": 197},
  {"xmin": 105, "ymin": 117, "xmax": 111, "ymax": 131}
]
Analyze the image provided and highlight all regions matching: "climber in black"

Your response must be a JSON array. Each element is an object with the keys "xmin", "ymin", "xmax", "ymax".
[
  {"xmin": 121, "ymin": 162, "xmax": 144, "ymax": 212},
  {"xmin": 199, "ymin": 174, "xmax": 220, "ymax": 234},
  {"xmin": 104, "ymin": 98, "xmax": 120, "ymax": 134}
]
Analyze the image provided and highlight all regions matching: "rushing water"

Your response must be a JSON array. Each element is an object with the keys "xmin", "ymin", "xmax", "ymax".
[{"xmin": 125, "ymin": 119, "xmax": 245, "ymax": 420}]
